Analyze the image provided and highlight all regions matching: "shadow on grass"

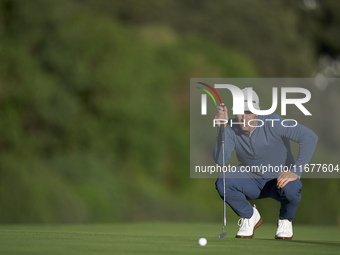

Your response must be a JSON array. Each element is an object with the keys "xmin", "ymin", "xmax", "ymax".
[{"xmin": 259, "ymin": 238, "xmax": 340, "ymax": 248}]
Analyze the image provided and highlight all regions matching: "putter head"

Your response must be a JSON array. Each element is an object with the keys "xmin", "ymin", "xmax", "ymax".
[{"xmin": 216, "ymin": 232, "xmax": 227, "ymax": 238}]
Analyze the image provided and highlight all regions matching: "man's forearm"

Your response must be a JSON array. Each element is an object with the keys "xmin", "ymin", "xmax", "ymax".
[
  {"xmin": 213, "ymin": 127, "xmax": 233, "ymax": 165},
  {"xmin": 293, "ymin": 130, "xmax": 318, "ymax": 176}
]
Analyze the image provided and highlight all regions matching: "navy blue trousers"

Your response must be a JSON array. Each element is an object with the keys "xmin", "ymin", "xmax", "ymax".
[{"xmin": 215, "ymin": 169, "xmax": 302, "ymax": 221}]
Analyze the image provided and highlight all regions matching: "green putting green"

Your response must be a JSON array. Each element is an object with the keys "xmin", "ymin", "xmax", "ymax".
[{"xmin": 0, "ymin": 222, "xmax": 339, "ymax": 255}]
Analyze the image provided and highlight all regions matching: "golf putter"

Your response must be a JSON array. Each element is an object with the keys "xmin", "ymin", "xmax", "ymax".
[
  {"xmin": 195, "ymin": 83, "xmax": 227, "ymax": 238},
  {"xmin": 216, "ymin": 103, "xmax": 227, "ymax": 238}
]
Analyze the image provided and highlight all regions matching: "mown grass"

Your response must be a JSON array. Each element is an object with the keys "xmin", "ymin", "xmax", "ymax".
[{"xmin": 0, "ymin": 222, "xmax": 339, "ymax": 255}]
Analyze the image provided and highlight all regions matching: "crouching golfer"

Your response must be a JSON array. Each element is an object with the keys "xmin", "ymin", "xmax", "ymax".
[{"xmin": 214, "ymin": 88, "xmax": 318, "ymax": 239}]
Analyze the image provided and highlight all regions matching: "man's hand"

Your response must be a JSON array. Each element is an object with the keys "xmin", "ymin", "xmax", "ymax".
[
  {"xmin": 214, "ymin": 105, "xmax": 228, "ymax": 128},
  {"xmin": 277, "ymin": 171, "xmax": 299, "ymax": 189}
]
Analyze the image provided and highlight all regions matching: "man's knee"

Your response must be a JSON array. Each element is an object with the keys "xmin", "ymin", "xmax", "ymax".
[
  {"xmin": 280, "ymin": 179, "xmax": 302, "ymax": 204},
  {"xmin": 215, "ymin": 175, "xmax": 238, "ymax": 199}
]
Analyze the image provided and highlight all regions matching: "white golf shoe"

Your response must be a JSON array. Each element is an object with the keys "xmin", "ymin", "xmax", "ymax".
[
  {"xmin": 275, "ymin": 219, "xmax": 293, "ymax": 239},
  {"xmin": 236, "ymin": 205, "xmax": 262, "ymax": 238}
]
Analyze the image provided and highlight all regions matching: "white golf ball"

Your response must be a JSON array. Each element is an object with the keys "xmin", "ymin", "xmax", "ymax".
[{"xmin": 198, "ymin": 237, "xmax": 207, "ymax": 246}]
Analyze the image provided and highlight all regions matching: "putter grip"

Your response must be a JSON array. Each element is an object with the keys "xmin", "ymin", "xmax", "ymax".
[
  {"xmin": 220, "ymin": 120, "xmax": 224, "ymax": 142},
  {"xmin": 220, "ymin": 103, "xmax": 225, "ymax": 142}
]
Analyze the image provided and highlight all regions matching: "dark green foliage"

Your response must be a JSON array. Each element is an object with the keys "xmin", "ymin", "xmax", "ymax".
[
  {"xmin": 0, "ymin": 0, "xmax": 339, "ymax": 225},
  {"xmin": 0, "ymin": 0, "xmax": 258, "ymax": 223}
]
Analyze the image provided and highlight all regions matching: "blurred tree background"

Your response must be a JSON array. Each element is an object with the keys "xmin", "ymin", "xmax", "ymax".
[{"xmin": 0, "ymin": 0, "xmax": 339, "ymax": 225}]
